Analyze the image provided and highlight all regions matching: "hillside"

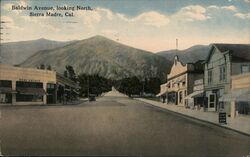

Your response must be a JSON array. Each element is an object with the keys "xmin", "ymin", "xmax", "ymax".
[
  {"xmin": 0, "ymin": 38, "xmax": 74, "ymax": 65},
  {"xmin": 20, "ymin": 35, "xmax": 172, "ymax": 80},
  {"xmin": 157, "ymin": 45, "xmax": 210, "ymax": 64}
]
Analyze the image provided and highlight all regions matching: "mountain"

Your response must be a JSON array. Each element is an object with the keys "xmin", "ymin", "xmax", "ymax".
[
  {"xmin": 157, "ymin": 45, "xmax": 210, "ymax": 64},
  {"xmin": 20, "ymin": 35, "xmax": 172, "ymax": 80},
  {"xmin": 0, "ymin": 38, "xmax": 75, "ymax": 65}
]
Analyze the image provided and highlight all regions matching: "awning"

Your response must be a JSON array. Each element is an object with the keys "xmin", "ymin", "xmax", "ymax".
[
  {"xmin": 219, "ymin": 88, "xmax": 250, "ymax": 102},
  {"xmin": 156, "ymin": 83, "xmax": 168, "ymax": 97},
  {"xmin": 17, "ymin": 87, "xmax": 46, "ymax": 95},
  {"xmin": 73, "ymin": 90, "xmax": 80, "ymax": 94},
  {"xmin": 0, "ymin": 87, "xmax": 17, "ymax": 93},
  {"xmin": 185, "ymin": 90, "xmax": 204, "ymax": 100},
  {"xmin": 156, "ymin": 90, "xmax": 167, "ymax": 97}
]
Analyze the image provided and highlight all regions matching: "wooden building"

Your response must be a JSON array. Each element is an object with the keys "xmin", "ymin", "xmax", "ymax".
[
  {"xmin": 204, "ymin": 44, "xmax": 250, "ymax": 116},
  {"xmin": 157, "ymin": 56, "xmax": 204, "ymax": 107}
]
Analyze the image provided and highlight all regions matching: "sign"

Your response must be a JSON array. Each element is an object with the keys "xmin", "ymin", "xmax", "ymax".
[
  {"xmin": 219, "ymin": 112, "xmax": 227, "ymax": 124},
  {"xmin": 19, "ymin": 79, "xmax": 40, "ymax": 82}
]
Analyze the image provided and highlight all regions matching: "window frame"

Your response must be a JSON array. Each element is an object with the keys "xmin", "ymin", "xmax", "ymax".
[{"xmin": 241, "ymin": 65, "xmax": 249, "ymax": 74}]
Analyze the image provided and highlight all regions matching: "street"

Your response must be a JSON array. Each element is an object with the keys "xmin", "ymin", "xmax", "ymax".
[{"xmin": 0, "ymin": 96, "xmax": 249, "ymax": 156}]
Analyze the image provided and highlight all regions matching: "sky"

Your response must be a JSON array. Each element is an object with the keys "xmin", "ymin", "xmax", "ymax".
[{"xmin": 1, "ymin": 0, "xmax": 250, "ymax": 52}]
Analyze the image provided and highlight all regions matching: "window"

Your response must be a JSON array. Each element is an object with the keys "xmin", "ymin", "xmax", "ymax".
[
  {"xmin": 241, "ymin": 65, "xmax": 249, "ymax": 74},
  {"xmin": 0, "ymin": 80, "xmax": 12, "ymax": 87},
  {"xmin": 167, "ymin": 83, "xmax": 170, "ymax": 88},
  {"xmin": 179, "ymin": 91, "xmax": 183, "ymax": 103},
  {"xmin": 209, "ymin": 94, "xmax": 216, "ymax": 108},
  {"xmin": 47, "ymin": 83, "xmax": 55, "ymax": 89},
  {"xmin": 208, "ymin": 70, "xmax": 212, "ymax": 84},
  {"xmin": 182, "ymin": 81, "xmax": 186, "ymax": 87},
  {"xmin": 16, "ymin": 94, "xmax": 43, "ymax": 102},
  {"xmin": 16, "ymin": 81, "xmax": 43, "ymax": 88},
  {"xmin": 219, "ymin": 65, "xmax": 226, "ymax": 81}
]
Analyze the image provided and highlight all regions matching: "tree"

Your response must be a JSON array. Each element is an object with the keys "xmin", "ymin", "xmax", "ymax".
[
  {"xmin": 47, "ymin": 65, "xmax": 52, "ymax": 70},
  {"xmin": 40, "ymin": 64, "xmax": 45, "ymax": 69},
  {"xmin": 78, "ymin": 73, "xmax": 112, "ymax": 97},
  {"xmin": 64, "ymin": 70, "xmax": 68, "ymax": 78},
  {"xmin": 65, "ymin": 65, "xmax": 77, "ymax": 82},
  {"xmin": 115, "ymin": 76, "xmax": 142, "ymax": 97},
  {"xmin": 145, "ymin": 77, "xmax": 161, "ymax": 95}
]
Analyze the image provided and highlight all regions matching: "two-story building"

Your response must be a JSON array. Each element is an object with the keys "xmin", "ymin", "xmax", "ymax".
[
  {"xmin": 0, "ymin": 64, "xmax": 80, "ymax": 105},
  {"xmin": 204, "ymin": 44, "xmax": 250, "ymax": 116},
  {"xmin": 157, "ymin": 56, "xmax": 204, "ymax": 106}
]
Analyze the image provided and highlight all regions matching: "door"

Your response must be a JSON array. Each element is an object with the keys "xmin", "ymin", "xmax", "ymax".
[{"xmin": 208, "ymin": 94, "xmax": 216, "ymax": 111}]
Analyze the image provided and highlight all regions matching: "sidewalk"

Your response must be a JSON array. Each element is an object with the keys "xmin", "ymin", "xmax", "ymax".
[
  {"xmin": 0, "ymin": 99, "xmax": 88, "ymax": 107},
  {"xmin": 136, "ymin": 98, "xmax": 250, "ymax": 136}
]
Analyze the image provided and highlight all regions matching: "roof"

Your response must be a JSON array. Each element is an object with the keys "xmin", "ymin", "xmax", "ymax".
[
  {"xmin": 213, "ymin": 44, "xmax": 250, "ymax": 61},
  {"xmin": 56, "ymin": 73, "xmax": 80, "ymax": 89}
]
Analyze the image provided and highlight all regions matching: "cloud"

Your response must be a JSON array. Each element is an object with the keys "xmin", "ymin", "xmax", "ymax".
[
  {"xmin": 3, "ymin": 0, "xmax": 29, "ymax": 14},
  {"xmin": 76, "ymin": 8, "xmax": 170, "ymax": 28},
  {"xmin": 131, "ymin": 11, "xmax": 170, "ymax": 27},
  {"xmin": 97, "ymin": 8, "xmax": 113, "ymax": 20},
  {"xmin": 1, "ymin": 16, "xmax": 23, "ymax": 30},
  {"xmin": 207, "ymin": 5, "xmax": 220, "ymax": 10},
  {"xmin": 75, "ymin": 10, "xmax": 101, "ymax": 27},
  {"xmin": 3, "ymin": 3, "xmax": 13, "ymax": 11},
  {"xmin": 244, "ymin": 0, "xmax": 250, "ymax": 3},
  {"xmin": 221, "ymin": 5, "xmax": 237, "ymax": 11},
  {"xmin": 234, "ymin": 13, "xmax": 250, "ymax": 19},
  {"xmin": 101, "ymin": 29, "xmax": 118, "ymax": 35},
  {"xmin": 20, "ymin": 15, "xmax": 60, "ymax": 32},
  {"xmin": 175, "ymin": 5, "xmax": 210, "ymax": 21}
]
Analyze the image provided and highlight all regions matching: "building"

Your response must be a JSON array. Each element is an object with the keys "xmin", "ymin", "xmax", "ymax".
[
  {"xmin": 0, "ymin": 64, "xmax": 80, "ymax": 105},
  {"xmin": 204, "ymin": 44, "xmax": 250, "ymax": 116},
  {"xmin": 157, "ymin": 56, "xmax": 204, "ymax": 106},
  {"xmin": 219, "ymin": 72, "xmax": 250, "ymax": 117},
  {"xmin": 184, "ymin": 79, "xmax": 204, "ymax": 109}
]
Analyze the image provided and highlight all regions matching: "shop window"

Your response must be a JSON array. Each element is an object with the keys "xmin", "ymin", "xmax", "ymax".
[
  {"xmin": 0, "ymin": 80, "xmax": 12, "ymax": 87},
  {"xmin": 16, "ymin": 94, "xmax": 43, "ymax": 102},
  {"xmin": 16, "ymin": 81, "xmax": 43, "ymax": 88}
]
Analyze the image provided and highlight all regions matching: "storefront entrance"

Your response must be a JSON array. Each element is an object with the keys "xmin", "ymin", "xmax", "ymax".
[
  {"xmin": 208, "ymin": 93, "xmax": 216, "ymax": 111},
  {"xmin": 167, "ymin": 91, "xmax": 177, "ymax": 105}
]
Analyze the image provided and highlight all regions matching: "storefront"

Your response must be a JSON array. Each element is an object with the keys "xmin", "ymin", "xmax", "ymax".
[{"xmin": 0, "ymin": 64, "xmax": 80, "ymax": 105}]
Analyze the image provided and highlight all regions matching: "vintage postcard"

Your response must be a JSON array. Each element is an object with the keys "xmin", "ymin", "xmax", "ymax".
[{"xmin": 0, "ymin": 0, "xmax": 249, "ymax": 156}]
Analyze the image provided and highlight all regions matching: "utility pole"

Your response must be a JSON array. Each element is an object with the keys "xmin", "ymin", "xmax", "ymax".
[
  {"xmin": 88, "ymin": 75, "xmax": 90, "ymax": 101},
  {"xmin": 176, "ymin": 38, "xmax": 178, "ymax": 56}
]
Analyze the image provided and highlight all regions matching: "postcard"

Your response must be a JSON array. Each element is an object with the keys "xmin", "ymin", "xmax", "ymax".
[{"xmin": 0, "ymin": 0, "xmax": 249, "ymax": 156}]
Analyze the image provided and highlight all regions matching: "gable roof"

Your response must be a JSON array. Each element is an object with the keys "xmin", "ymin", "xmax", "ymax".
[{"xmin": 206, "ymin": 44, "xmax": 250, "ymax": 62}]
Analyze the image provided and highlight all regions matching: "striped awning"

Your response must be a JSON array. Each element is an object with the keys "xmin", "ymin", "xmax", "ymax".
[
  {"xmin": 185, "ymin": 90, "xmax": 204, "ymax": 100},
  {"xmin": 16, "ymin": 87, "xmax": 46, "ymax": 95},
  {"xmin": 219, "ymin": 88, "xmax": 250, "ymax": 102},
  {"xmin": 0, "ymin": 87, "xmax": 17, "ymax": 93}
]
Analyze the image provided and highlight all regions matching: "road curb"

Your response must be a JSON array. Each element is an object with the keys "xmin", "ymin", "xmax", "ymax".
[{"xmin": 136, "ymin": 98, "xmax": 250, "ymax": 137}]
